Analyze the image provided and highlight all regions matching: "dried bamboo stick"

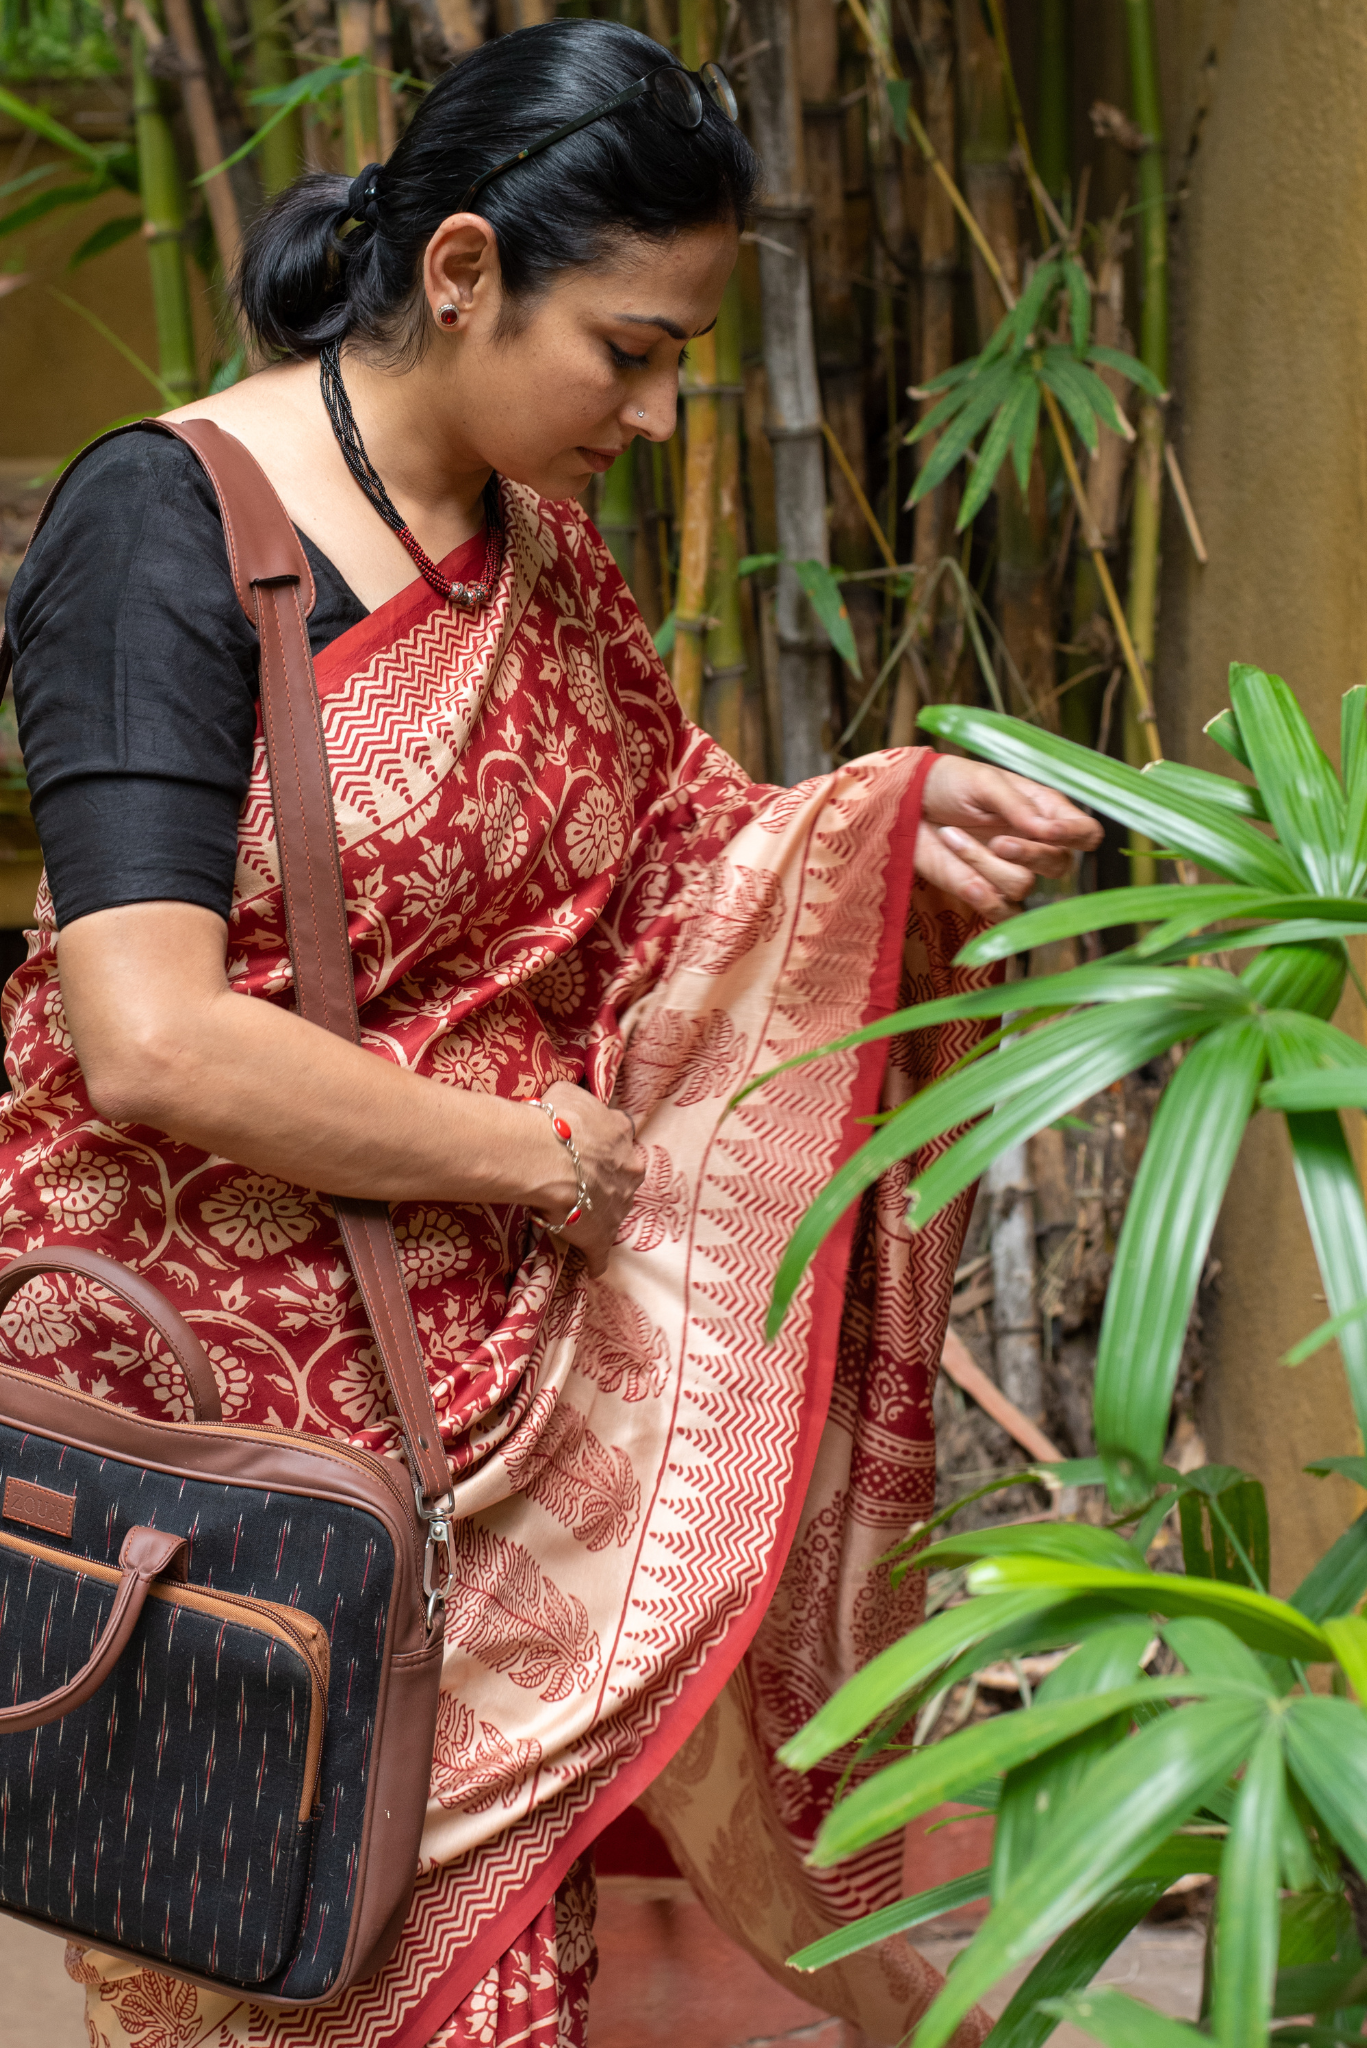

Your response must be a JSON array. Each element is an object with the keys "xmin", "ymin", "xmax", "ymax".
[{"xmin": 161, "ymin": 0, "xmax": 242, "ymax": 283}]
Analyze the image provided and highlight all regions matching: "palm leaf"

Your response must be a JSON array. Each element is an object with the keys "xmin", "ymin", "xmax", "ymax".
[
  {"xmin": 1285, "ymin": 1695, "xmax": 1367, "ymax": 1881},
  {"xmin": 1291, "ymin": 1511, "xmax": 1367, "ymax": 1622},
  {"xmin": 903, "ymin": 1698, "xmax": 1268, "ymax": 2048},
  {"xmin": 1229, "ymin": 666, "xmax": 1345, "ymax": 892},
  {"xmin": 917, "ymin": 704, "xmax": 1305, "ymax": 892},
  {"xmin": 986, "ymin": 1884, "xmax": 1169, "ymax": 2048},
  {"xmin": 786, "ymin": 1867, "xmax": 990, "ymax": 1972},
  {"xmin": 1141, "ymin": 756, "xmax": 1268, "ymax": 820},
  {"xmin": 1213, "ymin": 1721, "xmax": 1285, "ymax": 2047},
  {"xmin": 1043, "ymin": 1987, "xmax": 1206, "ymax": 2048},
  {"xmin": 1093, "ymin": 1017, "xmax": 1267, "ymax": 1500},
  {"xmin": 1205, "ymin": 706, "xmax": 1252, "ymax": 768}
]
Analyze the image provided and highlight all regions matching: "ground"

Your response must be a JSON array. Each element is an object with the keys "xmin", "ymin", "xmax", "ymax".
[{"xmin": 3, "ymin": 1892, "xmax": 1205, "ymax": 2047}]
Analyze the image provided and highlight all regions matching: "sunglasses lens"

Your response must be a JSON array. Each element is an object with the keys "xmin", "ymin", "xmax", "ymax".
[
  {"xmin": 700, "ymin": 61, "xmax": 739, "ymax": 123},
  {"xmin": 652, "ymin": 66, "xmax": 703, "ymax": 128}
]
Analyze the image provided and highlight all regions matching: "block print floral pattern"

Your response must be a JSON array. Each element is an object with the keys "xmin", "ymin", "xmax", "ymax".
[{"xmin": 0, "ymin": 485, "xmax": 994, "ymax": 2048}]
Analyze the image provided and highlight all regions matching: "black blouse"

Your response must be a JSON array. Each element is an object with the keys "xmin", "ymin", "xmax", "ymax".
[{"xmin": 5, "ymin": 432, "xmax": 368, "ymax": 929}]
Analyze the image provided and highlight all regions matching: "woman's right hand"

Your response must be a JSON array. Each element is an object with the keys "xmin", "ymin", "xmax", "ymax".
[{"xmin": 530, "ymin": 1081, "xmax": 643, "ymax": 1277}]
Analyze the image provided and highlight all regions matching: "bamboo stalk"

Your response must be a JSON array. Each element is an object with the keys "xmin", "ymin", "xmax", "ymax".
[
  {"xmin": 1036, "ymin": 0, "xmax": 1069, "ymax": 202},
  {"xmin": 373, "ymin": 0, "xmax": 397, "ymax": 160},
  {"xmin": 598, "ymin": 449, "xmax": 638, "ymax": 588},
  {"xmin": 161, "ymin": 0, "xmax": 242, "ymax": 282},
  {"xmin": 338, "ymin": 0, "xmax": 380, "ymax": 175},
  {"xmin": 247, "ymin": 0, "xmax": 301, "ymax": 193},
  {"xmin": 743, "ymin": 0, "xmax": 833, "ymax": 781},
  {"xmin": 132, "ymin": 24, "xmax": 198, "ymax": 402},
  {"xmin": 1122, "ymin": 0, "xmax": 1168, "ymax": 787},
  {"xmin": 672, "ymin": 326, "xmax": 720, "ymax": 723},
  {"xmin": 1164, "ymin": 441, "xmax": 1208, "ymax": 565},
  {"xmin": 705, "ymin": 278, "xmax": 748, "ymax": 761},
  {"xmin": 889, "ymin": 0, "xmax": 955, "ymax": 746}
]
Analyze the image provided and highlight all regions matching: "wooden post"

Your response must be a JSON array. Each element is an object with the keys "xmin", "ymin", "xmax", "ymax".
[
  {"xmin": 743, "ymin": 0, "xmax": 832, "ymax": 783},
  {"xmin": 338, "ymin": 0, "xmax": 380, "ymax": 175}
]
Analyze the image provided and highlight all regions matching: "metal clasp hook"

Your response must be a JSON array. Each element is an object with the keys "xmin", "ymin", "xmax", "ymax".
[{"xmin": 423, "ymin": 1511, "xmax": 456, "ymax": 1632}]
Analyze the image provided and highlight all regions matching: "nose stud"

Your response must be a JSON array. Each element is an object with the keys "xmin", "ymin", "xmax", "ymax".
[{"xmin": 637, "ymin": 409, "xmax": 645, "ymax": 419}]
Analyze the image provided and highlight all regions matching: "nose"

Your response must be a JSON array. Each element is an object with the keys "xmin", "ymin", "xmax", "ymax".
[{"xmin": 621, "ymin": 366, "xmax": 678, "ymax": 443}]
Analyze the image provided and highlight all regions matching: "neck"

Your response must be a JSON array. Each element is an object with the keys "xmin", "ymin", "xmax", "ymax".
[{"xmin": 334, "ymin": 342, "xmax": 492, "ymax": 548}]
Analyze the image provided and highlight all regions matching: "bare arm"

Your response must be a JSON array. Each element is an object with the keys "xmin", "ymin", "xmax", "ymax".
[{"xmin": 58, "ymin": 902, "xmax": 641, "ymax": 1274}]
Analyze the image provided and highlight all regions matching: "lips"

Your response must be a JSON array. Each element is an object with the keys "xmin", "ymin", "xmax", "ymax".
[{"xmin": 576, "ymin": 446, "xmax": 622, "ymax": 474}]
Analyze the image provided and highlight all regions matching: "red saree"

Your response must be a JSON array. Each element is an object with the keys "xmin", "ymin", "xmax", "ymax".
[{"xmin": 0, "ymin": 479, "xmax": 992, "ymax": 2047}]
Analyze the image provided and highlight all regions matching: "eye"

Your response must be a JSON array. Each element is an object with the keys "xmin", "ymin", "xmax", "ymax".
[
  {"xmin": 609, "ymin": 341, "xmax": 650, "ymax": 370},
  {"xmin": 678, "ymin": 345, "xmax": 690, "ymax": 369}
]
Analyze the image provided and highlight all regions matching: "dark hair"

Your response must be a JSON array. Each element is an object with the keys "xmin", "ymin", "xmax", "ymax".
[{"xmin": 238, "ymin": 19, "xmax": 759, "ymax": 362}]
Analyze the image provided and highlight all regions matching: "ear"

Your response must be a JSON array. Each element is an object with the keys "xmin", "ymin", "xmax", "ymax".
[{"xmin": 422, "ymin": 213, "xmax": 501, "ymax": 324}]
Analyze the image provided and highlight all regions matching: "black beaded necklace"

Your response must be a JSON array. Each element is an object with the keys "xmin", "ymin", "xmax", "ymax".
[{"xmin": 318, "ymin": 340, "xmax": 504, "ymax": 611}]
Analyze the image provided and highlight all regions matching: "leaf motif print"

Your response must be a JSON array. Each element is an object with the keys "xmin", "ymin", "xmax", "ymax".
[
  {"xmin": 444, "ymin": 1523, "xmax": 600, "ymax": 1702},
  {"xmin": 674, "ymin": 1012, "xmax": 749, "ymax": 1108},
  {"xmin": 614, "ymin": 1145, "xmax": 690, "ymax": 1256},
  {"xmin": 198, "ymin": 1174, "xmax": 319, "ymax": 1260},
  {"xmin": 96, "ymin": 1967, "xmax": 200, "ymax": 2046},
  {"xmin": 574, "ymin": 1282, "xmax": 671, "ymax": 1402},
  {"xmin": 430, "ymin": 1697, "xmax": 543, "ymax": 1814},
  {"xmin": 675, "ymin": 863, "xmax": 786, "ymax": 977},
  {"xmin": 504, "ymin": 1394, "xmax": 641, "ymax": 1551}
]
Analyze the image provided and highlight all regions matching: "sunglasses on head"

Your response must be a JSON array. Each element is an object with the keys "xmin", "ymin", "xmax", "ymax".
[{"xmin": 461, "ymin": 61, "xmax": 740, "ymax": 211}]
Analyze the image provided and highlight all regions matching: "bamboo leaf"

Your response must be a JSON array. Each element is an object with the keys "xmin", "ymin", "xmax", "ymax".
[
  {"xmin": 1039, "ymin": 348, "xmax": 1102, "ymax": 451},
  {"xmin": 778, "ymin": 1587, "xmax": 1075, "ymax": 1770},
  {"xmin": 1205, "ymin": 706, "xmax": 1252, "ymax": 768},
  {"xmin": 0, "ymin": 163, "xmax": 59, "ymax": 201},
  {"xmin": 0, "ymin": 83, "xmax": 110, "ymax": 170},
  {"xmin": 1306, "ymin": 1455, "xmax": 1367, "ymax": 1486},
  {"xmin": 916, "ymin": 704, "xmax": 1305, "ymax": 892},
  {"xmin": 1064, "ymin": 254, "xmax": 1091, "ymax": 352},
  {"xmin": 1213, "ymin": 1721, "xmax": 1285, "ymax": 2047},
  {"xmin": 67, "ymin": 214, "xmax": 141, "ymax": 269},
  {"xmin": 0, "ymin": 176, "xmax": 109, "ymax": 238},
  {"xmin": 45, "ymin": 287, "xmax": 176, "ymax": 405},
  {"xmin": 1087, "ymin": 343, "xmax": 1167, "ymax": 398},
  {"xmin": 792, "ymin": 559, "xmax": 861, "ymax": 675},
  {"xmin": 811, "ymin": 1677, "xmax": 1240, "ymax": 1867},
  {"xmin": 767, "ymin": 998, "xmax": 1205, "ymax": 1337},
  {"xmin": 908, "ymin": 362, "xmax": 1020, "ymax": 500},
  {"xmin": 987, "ymin": 1884, "xmax": 1168, "ymax": 2048},
  {"xmin": 1141, "ymin": 756, "xmax": 1268, "ymax": 820},
  {"xmin": 1043, "ymin": 1987, "xmax": 1207, "ymax": 2048},
  {"xmin": 1067, "ymin": 356, "xmax": 1133, "ymax": 439},
  {"xmin": 956, "ymin": 373, "xmax": 1037, "ymax": 529},
  {"xmin": 786, "ymin": 1867, "xmax": 990, "ymax": 1972},
  {"xmin": 1093, "ymin": 1018, "xmax": 1268, "ymax": 1500},
  {"xmin": 965, "ymin": 1557, "xmax": 1333, "ymax": 1660},
  {"xmin": 1229, "ymin": 665, "xmax": 1345, "ymax": 890},
  {"xmin": 1010, "ymin": 374, "xmax": 1041, "ymax": 494},
  {"xmin": 1012, "ymin": 259, "xmax": 1063, "ymax": 344},
  {"xmin": 903, "ymin": 1699, "xmax": 1268, "ymax": 2048},
  {"xmin": 1284, "ymin": 1695, "xmax": 1367, "ymax": 1880}
]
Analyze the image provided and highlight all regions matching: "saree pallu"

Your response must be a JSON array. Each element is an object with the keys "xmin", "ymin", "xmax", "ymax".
[{"xmin": 0, "ymin": 481, "xmax": 993, "ymax": 2048}]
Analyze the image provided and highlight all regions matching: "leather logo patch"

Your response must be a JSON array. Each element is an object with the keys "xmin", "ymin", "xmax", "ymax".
[{"xmin": 3, "ymin": 1475, "xmax": 76, "ymax": 1538}]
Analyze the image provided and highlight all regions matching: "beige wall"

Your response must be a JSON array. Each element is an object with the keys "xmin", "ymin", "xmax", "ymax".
[{"xmin": 1158, "ymin": 0, "xmax": 1367, "ymax": 1589}]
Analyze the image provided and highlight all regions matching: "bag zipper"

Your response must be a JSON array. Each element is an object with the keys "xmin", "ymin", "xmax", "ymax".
[{"xmin": 0, "ymin": 1528, "xmax": 329, "ymax": 1819}]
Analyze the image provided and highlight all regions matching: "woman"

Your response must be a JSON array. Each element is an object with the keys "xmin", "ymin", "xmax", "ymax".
[{"xmin": 3, "ymin": 20, "xmax": 1098, "ymax": 2047}]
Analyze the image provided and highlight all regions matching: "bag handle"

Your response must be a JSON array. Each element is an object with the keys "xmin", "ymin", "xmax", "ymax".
[
  {"xmin": 0, "ymin": 1246, "xmax": 222, "ymax": 1423},
  {"xmin": 0, "ymin": 1525, "xmax": 187, "ymax": 1732},
  {"xmin": 1, "ymin": 420, "xmax": 453, "ymax": 1526}
]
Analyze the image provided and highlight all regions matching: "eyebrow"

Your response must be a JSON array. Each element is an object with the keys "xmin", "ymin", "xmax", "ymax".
[{"xmin": 615, "ymin": 313, "xmax": 720, "ymax": 341}]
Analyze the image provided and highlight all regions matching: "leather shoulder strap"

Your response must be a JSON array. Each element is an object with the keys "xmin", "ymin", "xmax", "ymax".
[
  {"xmin": 5, "ymin": 417, "xmax": 449, "ymax": 1513},
  {"xmin": 0, "ymin": 417, "xmax": 317, "ymax": 696}
]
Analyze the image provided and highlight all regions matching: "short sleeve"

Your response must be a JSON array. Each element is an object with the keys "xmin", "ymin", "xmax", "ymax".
[{"xmin": 6, "ymin": 430, "xmax": 365, "ymax": 928}]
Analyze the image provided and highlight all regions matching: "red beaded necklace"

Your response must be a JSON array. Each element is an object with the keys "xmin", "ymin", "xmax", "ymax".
[{"xmin": 319, "ymin": 341, "xmax": 504, "ymax": 610}]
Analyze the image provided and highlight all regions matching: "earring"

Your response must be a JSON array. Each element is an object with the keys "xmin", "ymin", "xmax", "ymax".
[{"xmin": 437, "ymin": 303, "xmax": 459, "ymax": 328}]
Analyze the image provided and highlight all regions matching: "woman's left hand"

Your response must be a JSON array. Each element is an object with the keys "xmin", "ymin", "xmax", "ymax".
[{"xmin": 917, "ymin": 755, "xmax": 1103, "ymax": 921}]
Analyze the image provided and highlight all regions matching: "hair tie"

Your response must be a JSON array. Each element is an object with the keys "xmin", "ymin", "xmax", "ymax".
[{"xmin": 346, "ymin": 163, "xmax": 383, "ymax": 228}]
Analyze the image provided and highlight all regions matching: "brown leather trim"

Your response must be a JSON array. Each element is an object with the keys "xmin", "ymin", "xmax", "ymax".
[
  {"xmin": 153, "ymin": 418, "xmax": 317, "ymax": 618},
  {"xmin": 0, "ymin": 1247, "xmax": 222, "ymax": 1422},
  {"xmin": 0, "ymin": 1525, "xmax": 186, "ymax": 1732},
  {"xmin": 0, "ymin": 1364, "xmax": 429, "ymax": 1656},
  {"xmin": 3, "ymin": 1474, "xmax": 75, "ymax": 1536}
]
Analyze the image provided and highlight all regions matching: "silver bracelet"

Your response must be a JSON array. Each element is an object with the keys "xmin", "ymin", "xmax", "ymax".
[{"xmin": 531, "ymin": 1096, "xmax": 591, "ymax": 1235}]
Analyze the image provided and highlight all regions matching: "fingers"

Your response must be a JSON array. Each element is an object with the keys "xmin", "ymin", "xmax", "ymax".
[
  {"xmin": 923, "ymin": 758, "xmax": 1102, "ymax": 852},
  {"xmin": 915, "ymin": 822, "xmax": 1017, "ymax": 921}
]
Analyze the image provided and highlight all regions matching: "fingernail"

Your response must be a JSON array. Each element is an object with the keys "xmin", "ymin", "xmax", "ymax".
[{"xmin": 941, "ymin": 827, "xmax": 967, "ymax": 850}]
